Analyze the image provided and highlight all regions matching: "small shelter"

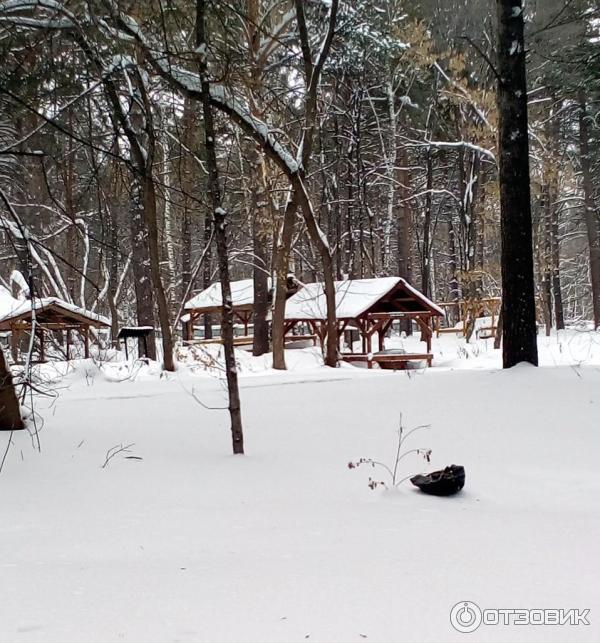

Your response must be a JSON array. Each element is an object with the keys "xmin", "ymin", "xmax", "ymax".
[
  {"xmin": 0, "ymin": 288, "xmax": 110, "ymax": 362},
  {"xmin": 117, "ymin": 326, "xmax": 154, "ymax": 360},
  {"xmin": 183, "ymin": 276, "xmax": 302, "ymax": 342},
  {"xmin": 284, "ymin": 277, "xmax": 444, "ymax": 368}
]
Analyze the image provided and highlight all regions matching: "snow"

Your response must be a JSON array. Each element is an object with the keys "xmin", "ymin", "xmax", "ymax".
[
  {"xmin": 0, "ymin": 283, "xmax": 20, "ymax": 311},
  {"xmin": 10, "ymin": 269, "xmax": 29, "ymax": 296},
  {"xmin": 0, "ymin": 295, "xmax": 110, "ymax": 326},
  {"xmin": 185, "ymin": 278, "xmax": 270, "ymax": 312},
  {"xmin": 284, "ymin": 277, "xmax": 443, "ymax": 320},
  {"xmin": 1, "ymin": 331, "xmax": 600, "ymax": 642}
]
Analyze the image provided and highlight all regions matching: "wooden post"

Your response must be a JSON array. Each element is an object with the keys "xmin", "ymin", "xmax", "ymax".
[
  {"xmin": 65, "ymin": 329, "xmax": 70, "ymax": 361},
  {"xmin": 426, "ymin": 320, "xmax": 432, "ymax": 354},
  {"xmin": 39, "ymin": 328, "xmax": 45, "ymax": 362},
  {"xmin": 124, "ymin": 338, "xmax": 129, "ymax": 360},
  {"xmin": 83, "ymin": 326, "xmax": 90, "ymax": 359},
  {"xmin": 10, "ymin": 324, "xmax": 18, "ymax": 363}
]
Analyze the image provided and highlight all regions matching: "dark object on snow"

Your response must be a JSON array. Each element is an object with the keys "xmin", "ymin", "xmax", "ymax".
[{"xmin": 410, "ymin": 465, "xmax": 465, "ymax": 496}]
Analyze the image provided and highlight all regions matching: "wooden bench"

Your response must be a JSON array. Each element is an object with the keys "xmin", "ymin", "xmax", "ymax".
[
  {"xmin": 476, "ymin": 326, "xmax": 497, "ymax": 339},
  {"xmin": 342, "ymin": 353, "xmax": 433, "ymax": 369},
  {"xmin": 436, "ymin": 327, "xmax": 462, "ymax": 337},
  {"xmin": 341, "ymin": 354, "xmax": 371, "ymax": 363},
  {"xmin": 185, "ymin": 335, "xmax": 254, "ymax": 347},
  {"xmin": 373, "ymin": 353, "xmax": 432, "ymax": 369},
  {"xmin": 284, "ymin": 334, "xmax": 317, "ymax": 345}
]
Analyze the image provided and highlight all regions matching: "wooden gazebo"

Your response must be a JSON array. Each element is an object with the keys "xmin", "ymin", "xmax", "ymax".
[
  {"xmin": 0, "ymin": 296, "xmax": 110, "ymax": 363},
  {"xmin": 284, "ymin": 277, "xmax": 444, "ymax": 368},
  {"xmin": 183, "ymin": 276, "xmax": 302, "ymax": 343},
  {"xmin": 183, "ymin": 279, "xmax": 256, "ymax": 341}
]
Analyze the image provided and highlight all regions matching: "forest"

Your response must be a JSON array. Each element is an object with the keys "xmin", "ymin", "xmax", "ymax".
[
  {"xmin": 1, "ymin": 3, "xmax": 600, "ymax": 641},
  {"xmin": 0, "ymin": 0, "xmax": 597, "ymax": 359}
]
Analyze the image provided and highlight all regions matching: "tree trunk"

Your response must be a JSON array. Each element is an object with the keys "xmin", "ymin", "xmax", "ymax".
[
  {"xmin": 271, "ymin": 195, "xmax": 298, "ymax": 370},
  {"xmin": 142, "ymin": 174, "xmax": 176, "ymax": 371},
  {"xmin": 548, "ymin": 104, "xmax": 564, "ymax": 330},
  {"xmin": 578, "ymin": 92, "xmax": 600, "ymax": 329},
  {"xmin": 493, "ymin": 309, "xmax": 503, "ymax": 350},
  {"xmin": 496, "ymin": 0, "xmax": 538, "ymax": 368},
  {"xmin": 202, "ymin": 209, "xmax": 213, "ymax": 340},
  {"xmin": 251, "ymin": 177, "xmax": 271, "ymax": 356},
  {"xmin": 247, "ymin": 0, "xmax": 271, "ymax": 357},
  {"xmin": 540, "ymin": 180, "xmax": 553, "ymax": 336},
  {"xmin": 98, "ymin": 62, "xmax": 174, "ymax": 369},
  {"xmin": 448, "ymin": 218, "xmax": 461, "ymax": 325},
  {"xmin": 179, "ymin": 98, "xmax": 197, "ymax": 304},
  {"xmin": 129, "ymin": 176, "xmax": 157, "ymax": 361},
  {"xmin": 421, "ymin": 149, "xmax": 433, "ymax": 298},
  {"xmin": 197, "ymin": 0, "xmax": 244, "ymax": 454},
  {"xmin": 0, "ymin": 346, "xmax": 23, "ymax": 431},
  {"xmin": 397, "ymin": 144, "xmax": 413, "ymax": 283},
  {"xmin": 181, "ymin": 207, "xmax": 192, "ymax": 303},
  {"xmin": 551, "ymin": 205, "xmax": 565, "ymax": 330},
  {"xmin": 382, "ymin": 73, "xmax": 397, "ymax": 275},
  {"xmin": 107, "ymin": 205, "xmax": 120, "ymax": 347},
  {"xmin": 293, "ymin": 179, "xmax": 338, "ymax": 367}
]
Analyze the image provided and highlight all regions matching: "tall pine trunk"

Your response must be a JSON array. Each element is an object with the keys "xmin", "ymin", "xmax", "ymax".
[
  {"xmin": 129, "ymin": 177, "xmax": 157, "ymax": 361},
  {"xmin": 271, "ymin": 196, "xmax": 298, "ymax": 370},
  {"xmin": 496, "ymin": 0, "xmax": 538, "ymax": 368},
  {"xmin": 247, "ymin": 0, "xmax": 271, "ymax": 357},
  {"xmin": 421, "ymin": 149, "xmax": 433, "ymax": 298},
  {"xmin": 578, "ymin": 92, "xmax": 600, "ymax": 329},
  {"xmin": 142, "ymin": 174, "xmax": 175, "ymax": 371},
  {"xmin": 548, "ymin": 103, "xmax": 565, "ymax": 330}
]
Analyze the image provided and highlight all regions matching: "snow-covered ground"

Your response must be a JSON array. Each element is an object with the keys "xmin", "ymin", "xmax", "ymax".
[{"xmin": 2, "ymin": 330, "xmax": 600, "ymax": 642}]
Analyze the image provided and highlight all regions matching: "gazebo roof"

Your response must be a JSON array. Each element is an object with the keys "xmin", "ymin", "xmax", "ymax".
[
  {"xmin": 284, "ymin": 277, "xmax": 444, "ymax": 321},
  {"xmin": 184, "ymin": 279, "xmax": 260, "ymax": 314},
  {"xmin": 184, "ymin": 276, "xmax": 299, "ymax": 315},
  {"xmin": 0, "ymin": 289, "xmax": 110, "ymax": 330}
]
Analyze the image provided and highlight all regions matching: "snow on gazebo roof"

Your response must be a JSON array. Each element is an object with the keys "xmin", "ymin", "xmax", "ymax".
[
  {"xmin": 0, "ymin": 288, "xmax": 110, "ymax": 329},
  {"xmin": 0, "ymin": 284, "xmax": 18, "ymax": 310},
  {"xmin": 184, "ymin": 278, "xmax": 271, "ymax": 313},
  {"xmin": 284, "ymin": 277, "xmax": 444, "ymax": 321}
]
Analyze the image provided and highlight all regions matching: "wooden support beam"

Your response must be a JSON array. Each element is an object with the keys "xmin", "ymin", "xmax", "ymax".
[
  {"xmin": 39, "ymin": 328, "xmax": 45, "ymax": 362},
  {"xmin": 414, "ymin": 316, "xmax": 433, "ymax": 353},
  {"xmin": 10, "ymin": 324, "xmax": 18, "ymax": 363},
  {"xmin": 83, "ymin": 326, "xmax": 90, "ymax": 359}
]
